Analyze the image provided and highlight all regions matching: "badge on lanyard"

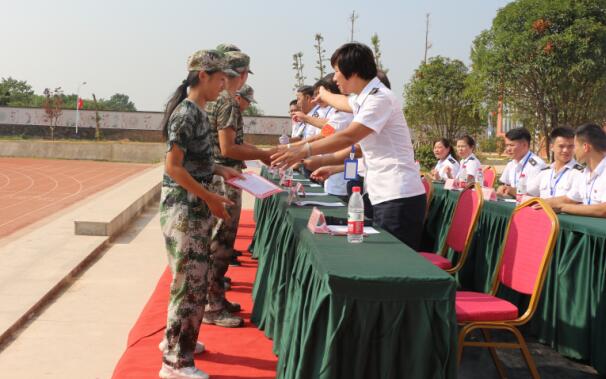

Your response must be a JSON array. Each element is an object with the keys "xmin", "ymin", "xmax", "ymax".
[{"xmin": 344, "ymin": 145, "xmax": 358, "ymax": 180}]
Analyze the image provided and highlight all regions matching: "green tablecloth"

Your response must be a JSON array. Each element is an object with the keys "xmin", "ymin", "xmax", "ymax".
[
  {"xmin": 251, "ymin": 170, "xmax": 458, "ymax": 379},
  {"xmin": 422, "ymin": 184, "xmax": 606, "ymax": 375}
]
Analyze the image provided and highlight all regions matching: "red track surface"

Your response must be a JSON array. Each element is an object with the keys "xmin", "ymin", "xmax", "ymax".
[{"xmin": 0, "ymin": 158, "xmax": 152, "ymax": 239}]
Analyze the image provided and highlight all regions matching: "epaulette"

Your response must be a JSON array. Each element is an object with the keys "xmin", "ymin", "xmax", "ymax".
[
  {"xmin": 573, "ymin": 163, "xmax": 585, "ymax": 171},
  {"xmin": 541, "ymin": 166, "xmax": 550, "ymax": 171},
  {"xmin": 448, "ymin": 157, "xmax": 457, "ymax": 164},
  {"xmin": 369, "ymin": 88, "xmax": 379, "ymax": 95},
  {"xmin": 467, "ymin": 156, "xmax": 476, "ymax": 161},
  {"xmin": 529, "ymin": 157, "xmax": 537, "ymax": 166}
]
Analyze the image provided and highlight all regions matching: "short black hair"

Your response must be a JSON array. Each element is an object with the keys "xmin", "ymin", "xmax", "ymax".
[
  {"xmin": 313, "ymin": 73, "xmax": 340, "ymax": 95},
  {"xmin": 330, "ymin": 43, "xmax": 377, "ymax": 80},
  {"xmin": 549, "ymin": 127, "xmax": 575, "ymax": 143},
  {"xmin": 377, "ymin": 69, "xmax": 391, "ymax": 89},
  {"xmin": 457, "ymin": 134, "xmax": 476, "ymax": 149},
  {"xmin": 505, "ymin": 127, "xmax": 531, "ymax": 144},
  {"xmin": 289, "ymin": 99, "xmax": 298, "ymax": 107},
  {"xmin": 297, "ymin": 85, "xmax": 314, "ymax": 97},
  {"xmin": 575, "ymin": 123, "xmax": 606, "ymax": 152}
]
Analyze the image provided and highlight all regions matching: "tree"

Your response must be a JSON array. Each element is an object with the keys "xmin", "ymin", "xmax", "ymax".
[
  {"xmin": 403, "ymin": 56, "xmax": 483, "ymax": 142},
  {"xmin": 0, "ymin": 77, "xmax": 35, "ymax": 106},
  {"xmin": 470, "ymin": 0, "xmax": 606, "ymax": 156},
  {"xmin": 314, "ymin": 33, "xmax": 327, "ymax": 80},
  {"xmin": 349, "ymin": 10, "xmax": 359, "ymax": 42},
  {"xmin": 242, "ymin": 104, "xmax": 264, "ymax": 116},
  {"xmin": 42, "ymin": 87, "xmax": 64, "ymax": 140},
  {"xmin": 370, "ymin": 33, "xmax": 387, "ymax": 73},
  {"xmin": 292, "ymin": 52, "xmax": 306, "ymax": 90},
  {"xmin": 102, "ymin": 93, "xmax": 137, "ymax": 111}
]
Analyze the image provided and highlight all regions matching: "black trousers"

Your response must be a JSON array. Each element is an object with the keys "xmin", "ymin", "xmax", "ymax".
[{"xmin": 372, "ymin": 193, "xmax": 426, "ymax": 250}]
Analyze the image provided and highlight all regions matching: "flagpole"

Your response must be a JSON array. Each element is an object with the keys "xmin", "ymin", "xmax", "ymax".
[{"xmin": 75, "ymin": 81, "xmax": 87, "ymax": 135}]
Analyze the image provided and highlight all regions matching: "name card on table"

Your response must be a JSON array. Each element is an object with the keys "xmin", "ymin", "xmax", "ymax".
[
  {"xmin": 444, "ymin": 179, "xmax": 455, "ymax": 190},
  {"xmin": 295, "ymin": 182, "xmax": 306, "ymax": 197},
  {"xmin": 307, "ymin": 207, "xmax": 331, "ymax": 234},
  {"xmin": 482, "ymin": 187, "xmax": 497, "ymax": 201}
]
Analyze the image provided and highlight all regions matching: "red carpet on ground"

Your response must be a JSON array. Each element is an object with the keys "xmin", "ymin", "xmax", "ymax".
[{"xmin": 112, "ymin": 210, "xmax": 277, "ymax": 379}]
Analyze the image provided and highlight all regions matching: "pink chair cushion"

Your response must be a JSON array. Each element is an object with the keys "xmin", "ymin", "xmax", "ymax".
[
  {"xmin": 419, "ymin": 252, "xmax": 453, "ymax": 269},
  {"xmin": 499, "ymin": 206, "xmax": 554, "ymax": 295},
  {"xmin": 456, "ymin": 291, "xmax": 519, "ymax": 322},
  {"xmin": 483, "ymin": 167, "xmax": 496, "ymax": 188}
]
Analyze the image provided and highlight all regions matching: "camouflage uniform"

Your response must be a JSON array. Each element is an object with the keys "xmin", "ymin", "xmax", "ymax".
[
  {"xmin": 204, "ymin": 90, "xmax": 245, "ymax": 312},
  {"xmin": 160, "ymin": 50, "xmax": 232, "ymax": 369}
]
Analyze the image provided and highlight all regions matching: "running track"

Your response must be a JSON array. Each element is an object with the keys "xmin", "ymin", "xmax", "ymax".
[{"xmin": 0, "ymin": 158, "xmax": 153, "ymax": 239}]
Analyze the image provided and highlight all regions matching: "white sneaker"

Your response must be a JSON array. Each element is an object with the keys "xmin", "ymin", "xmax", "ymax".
[
  {"xmin": 158, "ymin": 339, "xmax": 205, "ymax": 355},
  {"xmin": 158, "ymin": 363, "xmax": 209, "ymax": 379}
]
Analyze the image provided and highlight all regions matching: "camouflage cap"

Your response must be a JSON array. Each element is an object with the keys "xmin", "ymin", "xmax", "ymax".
[
  {"xmin": 186, "ymin": 49, "xmax": 238, "ymax": 76},
  {"xmin": 225, "ymin": 51, "xmax": 254, "ymax": 75},
  {"xmin": 216, "ymin": 43, "xmax": 241, "ymax": 53},
  {"xmin": 237, "ymin": 84, "xmax": 256, "ymax": 103}
]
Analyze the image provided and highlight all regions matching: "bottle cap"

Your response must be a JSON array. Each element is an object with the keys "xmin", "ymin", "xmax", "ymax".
[{"xmin": 352, "ymin": 186, "xmax": 361, "ymax": 193}]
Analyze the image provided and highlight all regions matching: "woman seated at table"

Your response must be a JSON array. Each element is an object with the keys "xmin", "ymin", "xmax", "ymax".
[
  {"xmin": 456, "ymin": 135, "xmax": 482, "ymax": 182},
  {"xmin": 431, "ymin": 138, "xmax": 459, "ymax": 181}
]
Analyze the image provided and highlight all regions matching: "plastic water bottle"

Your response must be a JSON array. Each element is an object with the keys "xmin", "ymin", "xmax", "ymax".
[
  {"xmin": 476, "ymin": 167, "xmax": 484, "ymax": 187},
  {"xmin": 282, "ymin": 167, "xmax": 293, "ymax": 187},
  {"xmin": 457, "ymin": 165, "xmax": 468, "ymax": 189},
  {"xmin": 279, "ymin": 133, "xmax": 289, "ymax": 145},
  {"xmin": 348, "ymin": 186, "xmax": 364, "ymax": 243},
  {"xmin": 516, "ymin": 173, "xmax": 527, "ymax": 205}
]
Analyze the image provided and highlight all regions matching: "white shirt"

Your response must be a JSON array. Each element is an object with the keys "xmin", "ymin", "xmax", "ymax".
[
  {"xmin": 527, "ymin": 159, "xmax": 583, "ymax": 198},
  {"xmin": 302, "ymin": 105, "xmax": 328, "ymax": 139},
  {"xmin": 324, "ymin": 109, "xmax": 354, "ymax": 196},
  {"xmin": 291, "ymin": 121, "xmax": 305, "ymax": 139},
  {"xmin": 434, "ymin": 155, "xmax": 460, "ymax": 180},
  {"xmin": 459, "ymin": 154, "xmax": 482, "ymax": 180},
  {"xmin": 499, "ymin": 151, "xmax": 546, "ymax": 188},
  {"xmin": 348, "ymin": 77, "xmax": 425, "ymax": 205},
  {"xmin": 567, "ymin": 156, "xmax": 606, "ymax": 205}
]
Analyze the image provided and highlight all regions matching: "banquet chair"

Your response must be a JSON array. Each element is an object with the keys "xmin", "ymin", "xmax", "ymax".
[
  {"xmin": 419, "ymin": 182, "xmax": 483, "ymax": 274},
  {"xmin": 455, "ymin": 198, "xmax": 559, "ymax": 379},
  {"xmin": 483, "ymin": 166, "xmax": 497, "ymax": 188}
]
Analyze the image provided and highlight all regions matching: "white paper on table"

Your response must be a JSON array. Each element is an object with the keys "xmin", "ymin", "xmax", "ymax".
[
  {"xmin": 306, "ymin": 183, "xmax": 322, "ymax": 188},
  {"xmin": 295, "ymin": 200, "xmax": 345, "ymax": 207},
  {"xmin": 303, "ymin": 192, "xmax": 329, "ymax": 197},
  {"xmin": 327, "ymin": 225, "xmax": 380, "ymax": 235},
  {"xmin": 293, "ymin": 178, "xmax": 310, "ymax": 182},
  {"xmin": 226, "ymin": 172, "xmax": 283, "ymax": 199}
]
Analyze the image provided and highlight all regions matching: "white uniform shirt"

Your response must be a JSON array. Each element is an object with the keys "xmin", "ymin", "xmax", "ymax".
[
  {"xmin": 526, "ymin": 159, "xmax": 583, "ymax": 198},
  {"xmin": 499, "ymin": 151, "xmax": 546, "ymax": 188},
  {"xmin": 302, "ymin": 105, "xmax": 328, "ymax": 139},
  {"xmin": 291, "ymin": 121, "xmax": 306, "ymax": 139},
  {"xmin": 348, "ymin": 77, "xmax": 425, "ymax": 205},
  {"xmin": 567, "ymin": 156, "xmax": 606, "ymax": 205},
  {"xmin": 324, "ymin": 109, "xmax": 354, "ymax": 196},
  {"xmin": 434, "ymin": 155, "xmax": 460, "ymax": 180},
  {"xmin": 459, "ymin": 154, "xmax": 482, "ymax": 180}
]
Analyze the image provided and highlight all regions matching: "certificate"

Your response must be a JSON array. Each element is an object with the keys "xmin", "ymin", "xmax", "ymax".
[{"xmin": 225, "ymin": 172, "xmax": 283, "ymax": 199}]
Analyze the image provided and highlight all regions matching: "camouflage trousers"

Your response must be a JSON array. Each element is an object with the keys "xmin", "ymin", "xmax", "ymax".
[
  {"xmin": 160, "ymin": 186, "xmax": 220, "ymax": 369},
  {"xmin": 206, "ymin": 171, "xmax": 242, "ymax": 311}
]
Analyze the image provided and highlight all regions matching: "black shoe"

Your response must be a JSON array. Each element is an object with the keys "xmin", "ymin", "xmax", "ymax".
[
  {"xmin": 229, "ymin": 256, "xmax": 241, "ymax": 266},
  {"xmin": 234, "ymin": 250, "xmax": 243, "ymax": 257},
  {"xmin": 223, "ymin": 299, "xmax": 241, "ymax": 313}
]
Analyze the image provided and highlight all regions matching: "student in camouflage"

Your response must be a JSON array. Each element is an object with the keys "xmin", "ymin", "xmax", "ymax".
[
  {"xmin": 203, "ymin": 48, "xmax": 274, "ymax": 328},
  {"xmin": 158, "ymin": 49, "xmax": 243, "ymax": 379}
]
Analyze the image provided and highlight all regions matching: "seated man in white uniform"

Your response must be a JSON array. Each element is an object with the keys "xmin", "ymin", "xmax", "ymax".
[
  {"xmin": 291, "ymin": 85, "xmax": 318, "ymax": 142},
  {"xmin": 527, "ymin": 127, "xmax": 583, "ymax": 198},
  {"xmin": 544, "ymin": 123, "xmax": 606, "ymax": 217},
  {"xmin": 497, "ymin": 127, "xmax": 546, "ymax": 197}
]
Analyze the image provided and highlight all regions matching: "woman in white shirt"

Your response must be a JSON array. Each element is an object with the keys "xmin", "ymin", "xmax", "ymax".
[
  {"xmin": 272, "ymin": 43, "xmax": 426, "ymax": 249},
  {"xmin": 431, "ymin": 138, "xmax": 459, "ymax": 180},
  {"xmin": 456, "ymin": 135, "xmax": 482, "ymax": 182}
]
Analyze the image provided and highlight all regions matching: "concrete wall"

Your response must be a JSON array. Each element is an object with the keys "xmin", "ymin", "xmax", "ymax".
[
  {"xmin": 0, "ymin": 106, "xmax": 290, "ymax": 136},
  {"xmin": 0, "ymin": 140, "xmax": 166, "ymax": 163}
]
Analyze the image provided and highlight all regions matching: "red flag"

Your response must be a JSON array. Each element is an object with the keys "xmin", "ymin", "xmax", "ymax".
[{"xmin": 77, "ymin": 97, "xmax": 84, "ymax": 110}]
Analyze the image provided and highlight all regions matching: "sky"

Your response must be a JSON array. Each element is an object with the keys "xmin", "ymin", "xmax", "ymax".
[{"xmin": 1, "ymin": 0, "xmax": 511, "ymax": 116}]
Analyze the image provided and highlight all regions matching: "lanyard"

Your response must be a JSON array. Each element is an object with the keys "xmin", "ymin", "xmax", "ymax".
[
  {"xmin": 514, "ymin": 152, "xmax": 532, "ymax": 187},
  {"xmin": 310, "ymin": 105, "xmax": 321, "ymax": 118},
  {"xmin": 354, "ymin": 88, "xmax": 378, "ymax": 114},
  {"xmin": 350, "ymin": 145, "xmax": 355, "ymax": 160},
  {"xmin": 322, "ymin": 106, "xmax": 333, "ymax": 119},
  {"xmin": 549, "ymin": 167, "xmax": 569, "ymax": 196},
  {"xmin": 585, "ymin": 175, "xmax": 598, "ymax": 205}
]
